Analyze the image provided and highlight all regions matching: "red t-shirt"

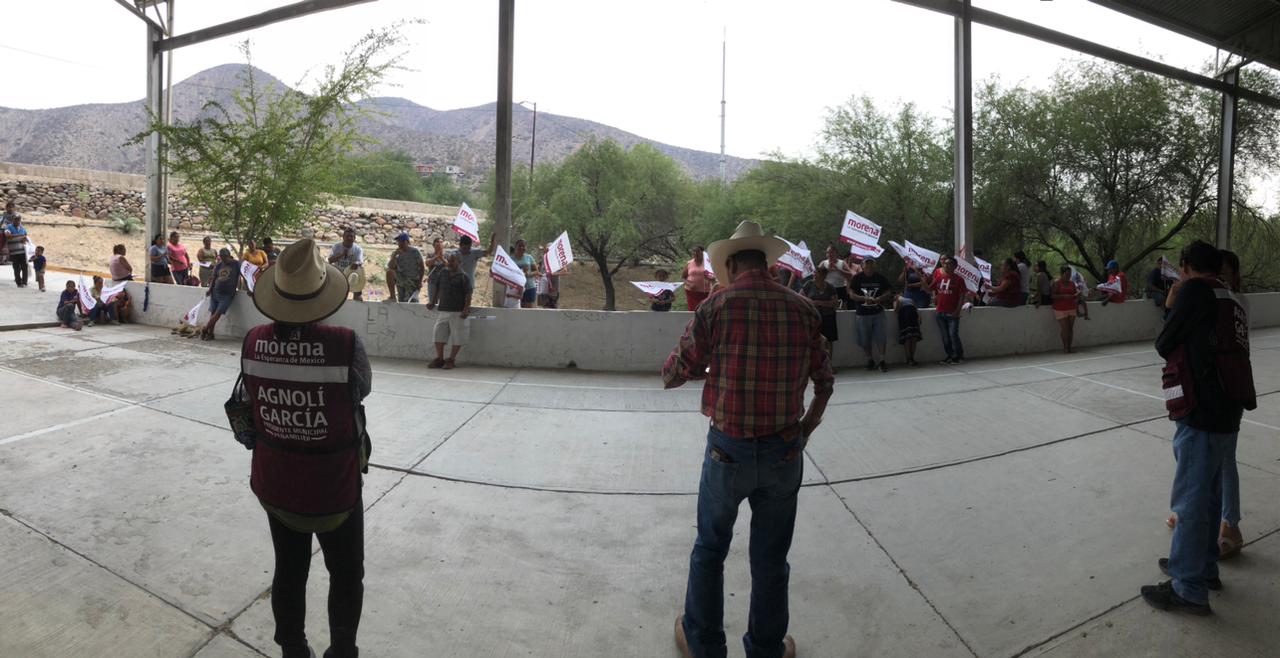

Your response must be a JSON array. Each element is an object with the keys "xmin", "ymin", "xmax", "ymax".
[
  {"xmin": 993, "ymin": 270, "xmax": 1021, "ymax": 305},
  {"xmin": 1051, "ymin": 280, "xmax": 1078, "ymax": 311},
  {"xmin": 1106, "ymin": 272, "xmax": 1128, "ymax": 303},
  {"xmin": 931, "ymin": 271, "xmax": 966, "ymax": 314}
]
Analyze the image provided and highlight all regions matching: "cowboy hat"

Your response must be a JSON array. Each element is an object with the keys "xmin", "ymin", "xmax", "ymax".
[
  {"xmin": 252, "ymin": 238, "xmax": 350, "ymax": 324},
  {"xmin": 706, "ymin": 221, "xmax": 788, "ymax": 274}
]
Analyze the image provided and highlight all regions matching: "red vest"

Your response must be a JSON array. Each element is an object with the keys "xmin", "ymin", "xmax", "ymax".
[
  {"xmin": 242, "ymin": 323, "xmax": 360, "ymax": 515},
  {"xmin": 1162, "ymin": 279, "xmax": 1256, "ymax": 418}
]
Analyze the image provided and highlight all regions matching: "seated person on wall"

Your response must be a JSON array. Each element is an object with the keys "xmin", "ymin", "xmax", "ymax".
[
  {"xmin": 651, "ymin": 270, "xmax": 674, "ymax": 312},
  {"xmin": 56, "ymin": 281, "xmax": 82, "ymax": 331},
  {"xmin": 113, "ymin": 288, "xmax": 133, "ymax": 323},
  {"xmin": 328, "ymin": 227, "xmax": 366, "ymax": 301}
]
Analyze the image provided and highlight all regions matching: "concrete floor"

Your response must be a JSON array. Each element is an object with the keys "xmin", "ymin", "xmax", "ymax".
[{"xmin": 1, "ymin": 276, "xmax": 1279, "ymax": 657}]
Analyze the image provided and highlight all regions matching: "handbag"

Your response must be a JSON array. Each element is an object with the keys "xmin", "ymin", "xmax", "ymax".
[{"xmin": 225, "ymin": 374, "xmax": 257, "ymax": 450}]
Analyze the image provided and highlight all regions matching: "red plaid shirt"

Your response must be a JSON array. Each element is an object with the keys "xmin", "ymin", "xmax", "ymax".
[{"xmin": 662, "ymin": 269, "xmax": 834, "ymax": 439}]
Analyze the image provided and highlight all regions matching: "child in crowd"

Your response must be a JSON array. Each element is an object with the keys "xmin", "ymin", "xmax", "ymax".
[
  {"xmin": 56, "ymin": 281, "xmax": 82, "ymax": 331},
  {"xmin": 32, "ymin": 245, "xmax": 47, "ymax": 292},
  {"xmin": 893, "ymin": 292, "xmax": 922, "ymax": 366},
  {"xmin": 651, "ymin": 270, "xmax": 674, "ymax": 312}
]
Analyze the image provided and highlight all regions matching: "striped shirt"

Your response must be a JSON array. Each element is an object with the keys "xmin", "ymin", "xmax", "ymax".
[{"xmin": 662, "ymin": 269, "xmax": 834, "ymax": 439}]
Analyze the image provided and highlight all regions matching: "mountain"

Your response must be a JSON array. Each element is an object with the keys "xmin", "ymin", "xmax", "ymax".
[{"xmin": 0, "ymin": 64, "xmax": 757, "ymax": 182}]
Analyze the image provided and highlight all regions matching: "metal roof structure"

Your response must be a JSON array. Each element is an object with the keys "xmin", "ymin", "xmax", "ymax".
[
  {"xmin": 1089, "ymin": 0, "xmax": 1280, "ymax": 72},
  {"xmin": 893, "ymin": 0, "xmax": 1280, "ymax": 257}
]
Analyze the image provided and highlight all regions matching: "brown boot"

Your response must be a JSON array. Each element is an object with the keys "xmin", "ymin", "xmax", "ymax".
[{"xmin": 674, "ymin": 615, "xmax": 692, "ymax": 658}]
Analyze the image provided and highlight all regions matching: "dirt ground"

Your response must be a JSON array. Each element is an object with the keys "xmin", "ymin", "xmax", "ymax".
[{"xmin": 20, "ymin": 213, "xmax": 680, "ymax": 311}]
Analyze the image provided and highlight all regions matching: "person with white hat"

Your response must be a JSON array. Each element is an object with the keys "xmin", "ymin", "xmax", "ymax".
[
  {"xmin": 238, "ymin": 238, "xmax": 371, "ymax": 658},
  {"xmin": 663, "ymin": 221, "xmax": 834, "ymax": 658}
]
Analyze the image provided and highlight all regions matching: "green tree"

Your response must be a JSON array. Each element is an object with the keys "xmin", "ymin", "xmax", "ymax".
[
  {"xmin": 975, "ymin": 60, "xmax": 1280, "ymax": 280},
  {"xmin": 420, "ymin": 172, "xmax": 475, "ymax": 206},
  {"xmin": 520, "ymin": 139, "xmax": 690, "ymax": 310},
  {"xmin": 132, "ymin": 26, "xmax": 411, "ymax": 252},
  {"xmin": 341, "ymin": 150, "xmax": 428, "ymax": 202}
]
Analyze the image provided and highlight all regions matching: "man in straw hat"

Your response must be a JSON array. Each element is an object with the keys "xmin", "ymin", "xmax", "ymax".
[
  {"xmin": 663, "ymin": 221, "xmax": 835, "ymax": 658},
  {"xmin": 239, "ymin": 238, "xmax": 372, "ymax": 658}
]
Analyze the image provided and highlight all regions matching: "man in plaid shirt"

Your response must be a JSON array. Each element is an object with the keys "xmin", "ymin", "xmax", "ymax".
[{"xmin": 664, "ymin": 221, "xmax": 834, "ymax": 658}]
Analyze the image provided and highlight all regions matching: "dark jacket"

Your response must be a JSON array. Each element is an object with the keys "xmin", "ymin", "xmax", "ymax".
[{"xmin": 1155, "ymin": 277, "xmax": 1244, "ymax": 433}]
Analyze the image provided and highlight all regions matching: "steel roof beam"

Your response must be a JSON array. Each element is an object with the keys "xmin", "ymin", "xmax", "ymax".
[
  {"xmin": 113, "ymin": 0, "xmax": 165, "ymax": 33},
  {"xmin": 155, "ymin": 0, "xmax": 376, "ymax": 52},
  {"xmin": 892, "ymin": 0, "xmax": 1280, "ymax": 110}
]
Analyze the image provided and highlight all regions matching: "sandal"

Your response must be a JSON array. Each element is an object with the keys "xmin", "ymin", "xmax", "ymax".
[
  {"xmin": 427, "ymin": 358, "xmax": 445, "ymax": 369},
  {"xmin": 442, "ymin": 358, "xmax": 456, "ymax": 370},
  {"xmin": 1166, "ymin": 513, "xmax": 1177, "ymax": 529},
  {"xmin": 1219, "ymin": 536, "xmax": 1243, "ymax": 559}
]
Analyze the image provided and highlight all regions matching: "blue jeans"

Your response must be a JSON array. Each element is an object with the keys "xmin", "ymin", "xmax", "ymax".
[
  {"xmin": 683, "ymin": 427, "xmax": 803, "ymax": 658},
  {"xmin": 1221, "ymin": 433, "xmax": 1240, "ymax": 526},
  {"xmin": 89, "ymin": 303, "xmax": 116, "ymax": 324},
  {"xmin": 1168, "ymin": 421, "xmax": 1234, "ymax": 604},
  {"xmin": 935, "ymin": 314, "xmax": 963, "ymax": 360}
]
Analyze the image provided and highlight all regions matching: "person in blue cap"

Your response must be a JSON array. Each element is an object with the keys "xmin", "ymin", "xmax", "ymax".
[
  {"xmin": 1100, "ymin": 259, "xmax": 1128, "ymax": 305},
  {"xmin": 386, "ymin": 232, "xmax": 425, "ymax": 303}
]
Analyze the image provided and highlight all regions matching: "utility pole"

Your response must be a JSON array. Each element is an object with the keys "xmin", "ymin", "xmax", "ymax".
[
  {"xmin": 719, "ymin": 28, "xmax": 727, "ymax": 182},
  {"xmin": 528, "ymin": 101, "xmax": 537, "ymax": 185},
  {"xmin": 492, "ymin": 0, "xmax": 515, "ymax": 306}
]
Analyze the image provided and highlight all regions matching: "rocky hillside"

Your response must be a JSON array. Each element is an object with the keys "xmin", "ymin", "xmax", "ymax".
[{"xmin": 0, "ymin": 64, "xmax": 757, "ymax": 181}]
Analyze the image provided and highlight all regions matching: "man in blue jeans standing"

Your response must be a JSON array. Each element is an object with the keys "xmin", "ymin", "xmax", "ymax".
[
  {"xmin": 931, "ymin": 256, "xmax": 967, "ymax": 364},
  {"xmin": 1142, "ymin": 240, "xmax": 1255, "ymax": 615},
  {"xmin": 663, "ymin": 221, "xmax": 834, "ymax": 658}
]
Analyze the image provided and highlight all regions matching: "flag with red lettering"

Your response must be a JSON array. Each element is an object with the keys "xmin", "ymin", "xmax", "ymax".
[
  {"xmin": 77, "ymin": 275, "xmax": 97, "ymax": 310},
  {"xmin": 100, "ymin": 281, "xmax": 127, "ymax": 303},
  {"xmin": 1160, "ymin": 256, "xmax": 1180, "ymax": 281},
  {"xmin": 904, "ymin": 241, "xmax": 940, "ymax": 272},
  {"xmin": 544, "ymin": 231, "xmax": 574, "ymax": 274},
  {"xmin": 240, "ymin": 260, "xmax": 259, "ymax": 292},
  {"xmin": 1097, "ymin": 278, "xmax": 1124, "ymax": 295},
  {"xmin": 776, "ymin": 238, "xmax": 815, "ymax": 278},
  {"xmin": 490, "ymin": 245, "xmax": 527, "ymax": 289},
  {"xmin": 976, "ymin": 256, "xmax": 992, "ymax": 283},
  {"xmin": 953, "ymin": 257, "xmax": 983, "ymax": 293},
  {"xmin": 631, "ymin": 281, "xmax": 683, "ymax": 297},
  {"xmin": 452, "ymin": 202, "xmax": 480, "ymax": 242},
  {"xmin": 840, "ymin": 210, "xmax": 881, "ymax": 246},
  {"xmin": 183, "ymin": 299, "xmax": 204, "ymax": 326}
]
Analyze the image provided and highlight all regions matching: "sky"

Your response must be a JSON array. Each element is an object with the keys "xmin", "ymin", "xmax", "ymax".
[{"xmin": 3, "ymin": 0, "xmax": 1231, "ymax": 160}]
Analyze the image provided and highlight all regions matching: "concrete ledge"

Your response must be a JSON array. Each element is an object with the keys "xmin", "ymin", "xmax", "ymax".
[{"xmin": 124, "ymin": 283, "xmax": 1280, "ymax": 372}]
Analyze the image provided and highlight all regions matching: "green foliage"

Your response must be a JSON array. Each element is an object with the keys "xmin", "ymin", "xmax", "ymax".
[
  {"xmin": 340, "ymin": 149, "xmax": 476, "ymax": 207},
  {"xmin": 108, "ymin": 211, "xmax": 141, "ymax": 235},
  {"xmin": 517, "ymin": 139, "xmax": 691, "ymax": 310},
  {"xmin": 131, "ymin": 25, "xmax": 412, "ymax": 252}
]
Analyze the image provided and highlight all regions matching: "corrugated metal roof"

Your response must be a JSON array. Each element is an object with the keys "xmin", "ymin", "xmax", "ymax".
[{"xmin": 1089, "ymin": 0, "xmax": 1280, "ymax": 71}]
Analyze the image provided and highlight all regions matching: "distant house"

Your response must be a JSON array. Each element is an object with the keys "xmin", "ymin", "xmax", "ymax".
[{"xmin": 415, "ymin": 162, "xmax": 465, "ymax": 181}]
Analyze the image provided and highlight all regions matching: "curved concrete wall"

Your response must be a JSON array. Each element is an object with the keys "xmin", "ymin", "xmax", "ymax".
[{"xmin": 126, "ymin": 283, "xmax": 1280, "ymax": 372}]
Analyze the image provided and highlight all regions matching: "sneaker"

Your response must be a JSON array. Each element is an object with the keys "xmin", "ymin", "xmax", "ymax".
[
  {"xmin": 954, "ymin": 357, "xmax": 965, "ymax": 364},
  {"xmin": 865, "ymin": 359, "xmax": 876, "ymax": 371},
  {"xmin": 427, "ymin": 358, "xmax": 445, "ymax": 369},
  {"xmin": 86, "ymin": 320, "xmax": 95, "ymax": 327},
  {"xmin": 1158, "ymin": 558, "xmax": 1222, "ymax": 591},
  {"xmin": 1140, "ymin": 579, "xmax": 1211, "ymax": 616},
  {"xmin": 443, "ymin": 358, "xmax": 456, "ymax": 370},
  {"xmin": 878, "ymin": 361, "xmax": 888, "ymax": 373},
  {"xmin": 908, "ymin": 359, "xmax": 920, "ymax": 367},
  {"xmin": 940, "ymin": 357, "xmax": 954, "ymax": 365}
]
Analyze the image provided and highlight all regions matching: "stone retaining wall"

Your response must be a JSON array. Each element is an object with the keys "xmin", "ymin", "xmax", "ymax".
[{"xmin": 0, "ymin": 161, "xmax": 481, "ymax": 244}]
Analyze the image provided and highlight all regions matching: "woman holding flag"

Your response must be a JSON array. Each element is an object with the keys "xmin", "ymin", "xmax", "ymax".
[{"xmin": 680, "ymin": 246, "xmax": 714, "ymax": 311}]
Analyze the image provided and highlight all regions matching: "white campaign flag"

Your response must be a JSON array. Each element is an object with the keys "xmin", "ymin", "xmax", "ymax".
[
  {"xmin": 490, "ymin": 245, "xmax": 527, "ymax": 289},
  {"xmin": 703, "ymin": 253, "xmax": 716, "ymax": 279},
  {"xmin": 452, "ymin": 202, "xmax": 480, "ymax": 242},
  {"xmin": 1160, "ymin": 256, "xmax": 1181, "ymax": 281},
  {"xmin": 840, "ymin": 210, "xmax": 882, "ymax": 246},
  {"xmin": 776, "ymin": 238, "xmax": 815, "ymax": 278},
  {"xmin": 976, "ymin": 256, "xmax": 993, "ymax": 283},
  {"xmin": 888, "ymin": 240, "xmax": 910, "ymax": 261},
  {"xmin": 905, "ymin": 241, "xmax": 940, "ymax": 272},
  {"xmin": 77, "ymin": 275, "xmax": 97, "ymax": 310},
  {"xmin": 24, "ymin": 239, "xmax": 36, "ymax": 260},
  {"xmin": 1097, "ymin": 277, "xmax": 1124, "ymax": 295},
  {"xmin": 631, "ymin": 281, "xmax": 683, "ymax": 297},
  {"xmin": 847, "ymin": 237, "xmax": 885, "ymax": 259},
  {"xmin": 183, "ymin": 298, "xmax": 204, "ymax": 326},
  {"xmin": 240, "ymin": 260, "xmax": 259, "ymax": 292},
  {"xmin": 545, "ymin": 231, "xmax": 574, "ymax": 274},
  {"xmin": 953, "ymin": 257, "xmax": 983, "ymax": 293},
  {"xmin": 100, "ymin": 281, "xmax": 127, "ymax": 303}
]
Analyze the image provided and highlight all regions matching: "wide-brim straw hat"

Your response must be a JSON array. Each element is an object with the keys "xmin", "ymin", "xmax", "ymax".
[
  {"xmin": 252, "ymin": 238, "xmax": 350, "ymax": 325},
  {"xmin": 706, "ymin": 221, "xmax": 789, "ymax": 274}
]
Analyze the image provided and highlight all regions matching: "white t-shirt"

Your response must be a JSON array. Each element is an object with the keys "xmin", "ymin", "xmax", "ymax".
[
  {"xmin": 331, "ymin": 242, "xmax": 364, "ymax": 270},
  {"xmin": 822, "ymin": 259, "xmax": 853, "ymax": 288},
  {"xmin": 1017, "ymin": 262, "xmax": 1031, "ymax": 294}
]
